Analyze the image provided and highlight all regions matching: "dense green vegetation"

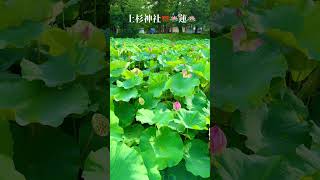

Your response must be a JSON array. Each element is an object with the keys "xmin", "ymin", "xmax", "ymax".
[
  {"xmin": 110, "ymin": 38, "xmax": 210, "ymax": 179},
  {"xmin": 0, "ymin": 0, "xmax": 108, "ymax": 179},
  {"xmin": 212, "ymin": 0, "xmax": 320, "ymax": 179},
  {"xmin": 138, "ymin": 34, "xmax": 209, "ymax": 41}
]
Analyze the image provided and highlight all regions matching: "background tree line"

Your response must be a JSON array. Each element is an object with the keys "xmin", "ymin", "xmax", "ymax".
[{"xmin": 110, "ymin": 0, "xmax": 210, "ymax": 37}]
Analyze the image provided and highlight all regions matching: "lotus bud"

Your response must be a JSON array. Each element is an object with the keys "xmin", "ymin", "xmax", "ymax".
[
  {"xmin": 82, "ymin": 25, "xmax": 93, "ymax": 41},
  {"xmin": 211, "ymin": 126, "xmax": 227, "ymax": 155},
  {"xmin": 173, "ymin": 101, "xmax": 181, "ymax": 110},
  {"xmin": 182, "ymin": 69, "xmax": 192, "ymax": 78}
]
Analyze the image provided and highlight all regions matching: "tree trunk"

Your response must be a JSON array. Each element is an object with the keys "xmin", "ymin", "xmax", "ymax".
[
  {"xmin": 178, "ymin": 24, "xmax": 183, "ymax": 34},
  {"xmin": 194, "ymin": 26, "xmax": 199, "ymax": 34},
  {"xmin": 120, "ymin": 3, "xmax": 126, "ymax": 36}
]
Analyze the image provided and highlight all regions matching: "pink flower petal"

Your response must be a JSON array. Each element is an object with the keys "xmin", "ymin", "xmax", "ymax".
[
  {"xmin": 173, "ymin": 101, "xmax": 181, "ymax": 110},
  {"xmin": 211, "ymin": 126, "xmax": 227, "ymax": 155}
]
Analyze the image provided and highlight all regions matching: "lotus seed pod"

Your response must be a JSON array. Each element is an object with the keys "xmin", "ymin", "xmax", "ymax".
[
  {"xmin": 211, "ymin": 126, "xmax": 227, "ymax": 155},
  {"xmin": 131, "ymin": 68, "xmax": 141, "ymax": 75},
  {"xmin": 92, "ymin": 113, "xmax": 109, "ymax": 137},
  {"xmin": 139, "ymin": 97, "xmax": 145, "ymax": 105}
]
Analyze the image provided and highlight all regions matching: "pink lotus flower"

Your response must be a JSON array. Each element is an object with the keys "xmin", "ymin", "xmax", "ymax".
[
  {"xmin": 82, "ymin": 25, "xmax": 93, "ymax": 40},
  {"xmin": 211, "ymin": 126, "xmax": 227, "ymax": 155},
  {"xmin": 173, "ymin": 101, "xmax": 181, "ymax": 110},
  {"xmin": 232, "ymin": 25, "xmax": 263, "ymax": 52},
  {"xmin": 182, "ymin": 69, "xmax": 192, "ymax": 78}
]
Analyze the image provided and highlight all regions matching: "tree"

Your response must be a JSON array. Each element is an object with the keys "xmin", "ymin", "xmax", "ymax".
[{"xmin": 110, "ymin": 0, "xmax": 149, "ymax": 37}]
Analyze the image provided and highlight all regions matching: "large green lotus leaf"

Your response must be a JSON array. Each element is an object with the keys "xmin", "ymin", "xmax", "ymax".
[
  {"xmin": 283, "ymin": 48, "xmax": 318, "ymax": 82},
  {"xmin": 0, "ymin": 77, "xmax": 89, "ymax": 127},
  {"xmin": 110, "ymin": 140, "xmax": 148, "ymax": 180},
  {"xmin": 56, "ymin": 0, "xmax": 79, "ymax": 22},
  {"xmin": 116, "ymin": 69, "xmax": 144, "ymax": 89},
  {"xmin": 116, "ymin": 76, "xmax": 143, "ymax": 89},
  {"xmin": 138, "ymin": 92, "xmax": 160, "ymax": 109},
  {"xmin": 0, "ymin": 0, "xmax": 58, "ymax": 29},
  {"xmin": 185, "ymin": 90, "xmax": 209, "ymax": 115},
  {"xmin": 292, "ymin": 145, "xmax": 320, "ymax": 176},
  {"xmin": 148, "ymin": 72, "xmax": 169, "ymax": 97},
  {"xmin": 0, "ymin": 120, "xmax": 13, "ymax": 157},
  {"xmin": 161, "ymin": 160, "xmax": 204, "ymax": 180},
  {"xmin": 110, "ymin": 110, "xmax": 123, "ymax": 141},
  {"xmin": 167, "ymin": 119, "xmax": 186, "ymax": 133},
  {"xmin": 138, "ymin": 148, "xmax": 162, "ymax": 180},
  {"xmin": 192, "ymin": 61, "xmax": 210, "ymax": 82},
  {"xmin": 310, "ymin": 121, "xmax": 320, "ymax": 145},
  {"xmin": 0, "ymin": 155, "xmax": 25, "ymax": 180},
  {"xmin": 232, "ymin": 101, "xmax": 310, "ymax": 155},
  {"xmin": 0, "ymin": 21, "xmax": 45, "ymax": 48},
  {"xmin": 136, "ymin": 108, "xmax": 155, "ymax": 125},
  {"xmin": 166, "ymin": 73, "xmax": 200, "ymax": 97},
  {"xmin": 110, "ymin": 86, "xmax": 138, "ymax": 102},
  {"xmin": 123, "ymin": 124, "xmax": 145, "ymax": 146},
  {"xmin": 177, "ymin": 109, "xmax": 207, "ymax": 130},
  {"xmin": 11, "ymin": 124, "xmax": 80, "ymax": 180},
  {"xmin": 79, "ymin": 119, "xmax": 108, "ymax": 162},
  {"xmin": 153, "ymin": 109, "xmax": 175, "ymax": 127},
  {"xmin": 298, "ymin": 3, "xmax": 320, "ymax": 60},
  {"xmin": 68, "ymin": 20, "xmax": 106, "ymax": 51},
  {"xmin": 39, "ymin": 27, "xmax": 75, "ymax": 56},
  {"xmin": 301, "ymin": 171, "xmax": 320, "ymax": 180},
  {"xmin": 114, "ymin": 101, "xmax": 137, "ymax": 127},
  {"xmin": 21, "ymin": 46, "xmax": 105, "ymax": 87},
  {"xmin": 213, "ymin": 148, "xmax": 301, "ymax": 180},
  {"xmin": 140, "ymin": 127, "xmax": 184, "ymax": 170},
  {"xmin": 110, "ymin": 60, "xmax": 129, "ymax": 77},
  {"xmin": 291, "ymin": 67, "xmax": 318, "ymax": 82},
  {"xmin": 21, "ymin": 59, "xmax": 74, "ymax": 87},
  {"xmin": 82, "ymin": 147, "xmax": 109, "ymax": 180},
  {"xmin": 0, "ymin": 109, "xmax": 15, "ymax": 122},
  {"xmin": 131, "ymin": 51, "xmax": 156, "ymax": 62},
  {"xmin": 212, "ymin": 37, "xmax": 287, "ymax": 112},
  {"xmin": 184, "ymin": 139, "xmax": 210, "ymax": 178},
  {"xmin": 138, "ymin": 128, "xmax": 162, "ymax": 179},
  {"xmin": 0, "ymin": 48, "xmax": 25, "ymax": 71},
  {"xmin": 282, "ymin": 89, "xmax": 309, "ymax": 120},
  {"xmin": 261, "ymin": 4, "xmax": 320, "ymax": 60}
]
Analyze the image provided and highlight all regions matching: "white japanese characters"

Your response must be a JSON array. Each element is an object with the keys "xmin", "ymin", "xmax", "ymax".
[{"xmin": 129, "ymin": 14, "xmax": 195, "ymax": 23}]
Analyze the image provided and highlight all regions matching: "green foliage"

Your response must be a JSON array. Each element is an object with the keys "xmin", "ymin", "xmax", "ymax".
[
  {"xmin": 110, "ymin": 38, "xmax": 210, "ymax": 179},
  {"xmin": 212, "ymin": 0, "xmax": 320, "ymax": 179},
  {"xmin": 138, "ymin": 34, "xmax": 210, "ymax": 41},
  {"xmin": 110, "ymin": 0, "xmax": 210, "ymax": 36},
  {"xmin": 0, "ymin": 0, "xmax": 108, "ymax": 179}
]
